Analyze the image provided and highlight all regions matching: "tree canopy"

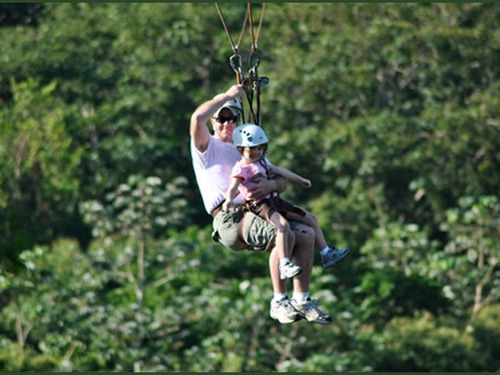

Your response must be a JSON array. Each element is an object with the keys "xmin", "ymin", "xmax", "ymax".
[{"xmin": 0, "ymin": 3, "xmax": 499, "ymax": 371}]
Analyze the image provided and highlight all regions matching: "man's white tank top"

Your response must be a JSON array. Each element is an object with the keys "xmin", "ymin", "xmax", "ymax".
[{"xmin": 191, "ymin": 136, "xmax": 244, "ymax": 214}]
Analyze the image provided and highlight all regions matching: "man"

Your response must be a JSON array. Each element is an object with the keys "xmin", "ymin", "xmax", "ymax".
[{"xmin": 190, "ymin": 84, "xmax": 338, "ymax": 324}]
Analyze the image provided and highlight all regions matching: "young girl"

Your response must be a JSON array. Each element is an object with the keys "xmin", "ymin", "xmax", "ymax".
[{"xmin": 223, "ymin": 124, "xmax": 350, "ymax": 280}]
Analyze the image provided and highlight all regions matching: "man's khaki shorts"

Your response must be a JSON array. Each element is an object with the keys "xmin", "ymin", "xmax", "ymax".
[{"xmin": 212, "ymin": 207, "xmax": 277, "ymax": 252}]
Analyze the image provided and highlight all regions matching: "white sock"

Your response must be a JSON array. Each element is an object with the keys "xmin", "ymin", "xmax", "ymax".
[
  {"xmin": 279, "ymin": 257, "xmax": 290, "ymax": 266},
  {"xmin": 320, "ymin": 246, "xmax": 330, "ymax": 256},
  {"xmin": 273, "ymin": 293, "xmax": 288, "ymax": 301},
  {"xmin": 292, "ymin": 292, "xmax": 310, "ymax": 303}
]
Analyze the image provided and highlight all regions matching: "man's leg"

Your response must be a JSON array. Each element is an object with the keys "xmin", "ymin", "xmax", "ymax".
[
  {"xmin": 287, "ymin": 211, "xmax": 351, "ymax": 269},
  {"xmin": 268, "ymin": 229, "xmax": 302, "ymax": 323},
  {"xmin": 241, "ymin": 211, "xmax": 301, "ymax": 323},
  {"xmin": 289, "ymin": 223, "xmax": 333, "ymax": 324},
  {"xmin": 269, "ymin": 228, "xmax": 295, "ymax": 293},
  {"xmin": 289, "ymin": 223, "xmax": 314, "ymax": 293}
]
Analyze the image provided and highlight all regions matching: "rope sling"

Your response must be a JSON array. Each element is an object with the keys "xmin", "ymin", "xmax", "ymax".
[{"xmin": 215, "ymin": 3, "xmax": 268, "ymax": 127}]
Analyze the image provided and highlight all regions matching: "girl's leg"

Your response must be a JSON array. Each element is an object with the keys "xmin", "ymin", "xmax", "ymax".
[
  {"xmin": 268, "ymin": 228, "xmax": 296, "ymax": 293},
  {"xmin": 268, "ymin": 211, "xmax": 291, "ymax": 259},
  {"xmin": 269, "ymin": 211, "xmax": 302, "ymax": 280}
]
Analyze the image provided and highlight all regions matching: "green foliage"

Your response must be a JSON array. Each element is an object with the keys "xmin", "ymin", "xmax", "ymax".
[
  {"xmin": 0, "ymin": 3, "xmax": 499, "ymax": 371},
  {"xmin": 439, "ymin": 195, "xmax": 500, "ymax": 319},
  {"xmin": 0, "ymin": 79, "xmax": 83, "ymax": 269},
  {"xmin": 372, "ymin": 313, "xmax": 491, "ymax": 371},
  {"xmin": 80, "ymin": 174, "xmax": 189, "ymax": 238},
  {"xmin": 473, "ymin": 304, "xmax": 500, "ymax": 371}
]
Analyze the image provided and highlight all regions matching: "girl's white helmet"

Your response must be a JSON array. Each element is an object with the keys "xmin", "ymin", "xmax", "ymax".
[{"xmin": 233, "ymin": 124, "xmax": 268, "ymax": 147}]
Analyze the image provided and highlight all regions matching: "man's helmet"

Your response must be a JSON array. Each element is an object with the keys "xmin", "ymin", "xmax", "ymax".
[{"xmin": 232, "ymin": 123, "xmax": 269, "ymax": 147}]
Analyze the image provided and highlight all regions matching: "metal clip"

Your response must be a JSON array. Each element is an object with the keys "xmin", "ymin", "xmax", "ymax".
[
  {"xmin": 248, "ymin": 52, "xmax": 260, "ymax": 71},
  {"xmin": 229, "ymin": 53, "xmax": 244, "ymax": 84}
]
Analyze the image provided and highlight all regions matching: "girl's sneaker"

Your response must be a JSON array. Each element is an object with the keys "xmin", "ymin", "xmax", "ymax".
[
  {"xmin": 279, "ymin": 260, "xmax": 302, "ymax": 280},
  {"xmin": 321, "ymin": 247, "xmax": 351, "ymax": 269}
]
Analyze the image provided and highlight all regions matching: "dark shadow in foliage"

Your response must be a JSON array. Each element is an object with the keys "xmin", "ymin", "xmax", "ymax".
[
  {"xmin": 359, "ymin": 268, "xmax": 451, "ymax": 326},
  {"xmin": 473, "ymin": 304, "xmax": 500, "ymax": 371},
  {"xmin": 0, "ymin": 4, "xmax": 43, "ymax": 26}
]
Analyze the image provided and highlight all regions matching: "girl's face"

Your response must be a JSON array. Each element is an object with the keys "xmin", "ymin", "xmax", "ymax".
[{"xmin": 240, "ymin": 145, "xmax": 266, "ymax": 163}]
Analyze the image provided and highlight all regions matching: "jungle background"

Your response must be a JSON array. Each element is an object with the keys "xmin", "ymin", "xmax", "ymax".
[{"xmin": 0, "ymin": 3, "xmax": 499, "ymax": 372}]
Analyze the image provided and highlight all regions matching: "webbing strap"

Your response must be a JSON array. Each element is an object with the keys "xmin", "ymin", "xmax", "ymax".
[
  {"xmin": 247, "ymin": 3, "xmax": 266, "ymax": 53},
  {"xmin": 215, "ymin": 3, "xmax": 248, "ymax": 53},
  {"xmin": 215, "ymin": 3, "xmax": 267, "ymax": 127}
]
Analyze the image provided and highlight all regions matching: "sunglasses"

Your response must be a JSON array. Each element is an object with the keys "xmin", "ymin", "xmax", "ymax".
[{"xmin": 214, "ymin": 115, "xmax": 238, "ymax": 124}]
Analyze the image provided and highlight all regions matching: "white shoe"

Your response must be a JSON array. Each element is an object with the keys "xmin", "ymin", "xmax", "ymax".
[
  {"xmin": 270, "ymin": 297, "xmax": 302, "ymax": 324},
  {"xmin": 279, "ymin": 260, "xmax": 302, "ymax": 280},
  {"xmin": 291, "ymin": 298, "xmax": 332, "ymax": 324}
]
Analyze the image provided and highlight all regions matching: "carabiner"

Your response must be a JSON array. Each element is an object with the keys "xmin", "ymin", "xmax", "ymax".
[
  {"xmin": 248, "ymin": 52, "xmax": 260, "ymax": 71},
  {"xmin": 229, "ymin": 53, "xmax": 244, "ymax": 84},
  {"xmin": 229, "ymin": 53, "xmax": 242, "ymax": 73}
]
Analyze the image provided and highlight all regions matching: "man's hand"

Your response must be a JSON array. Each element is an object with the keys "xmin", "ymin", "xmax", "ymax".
[
  {"xmin": 225, "ymin": 84, "xmax": 245, "ymax": 100},
  {"xmin": 246, "ymin": 175, "xmax": 278, "ymax": 201}
]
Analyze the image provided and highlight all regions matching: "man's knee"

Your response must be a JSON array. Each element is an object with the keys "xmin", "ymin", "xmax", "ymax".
[
  {"xmin": 290, "ymin": 223, "xmax": 314, "ymax": 266},
  {"xmin": 293, "ymin": 223, "xmax": 314, "ymax": 241}
]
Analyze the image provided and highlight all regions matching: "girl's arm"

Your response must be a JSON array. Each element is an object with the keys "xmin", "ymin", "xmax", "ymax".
[
  {"xmin": 268, "ymin": 164, "xmax": 311, "ymax": 188},
  {"xmin": 223, "ymin": 177, "xmax": 242, "ymax": 211}
]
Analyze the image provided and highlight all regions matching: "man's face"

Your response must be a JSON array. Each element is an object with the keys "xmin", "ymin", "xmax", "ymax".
[{"xmin": 211, "ymin": 109, "xmax": 239, "ymax": 143}]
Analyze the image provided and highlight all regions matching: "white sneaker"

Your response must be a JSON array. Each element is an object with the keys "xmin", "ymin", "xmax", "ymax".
[
  {"xmin": 270, "ymin": 297, "xmax": 302, "ymax": 324},
  {"xmin": 279, "ymin": 260, "xmax": 302, "ymax": 280},
  {"xmin": 291, "ymin": 298, "xmax": 332, "ymax": 324}
]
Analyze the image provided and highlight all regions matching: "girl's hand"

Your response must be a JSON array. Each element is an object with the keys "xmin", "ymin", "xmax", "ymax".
[{"xmin": 301, "ymin": 179, "xmax": 312, "ymax": 188}]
